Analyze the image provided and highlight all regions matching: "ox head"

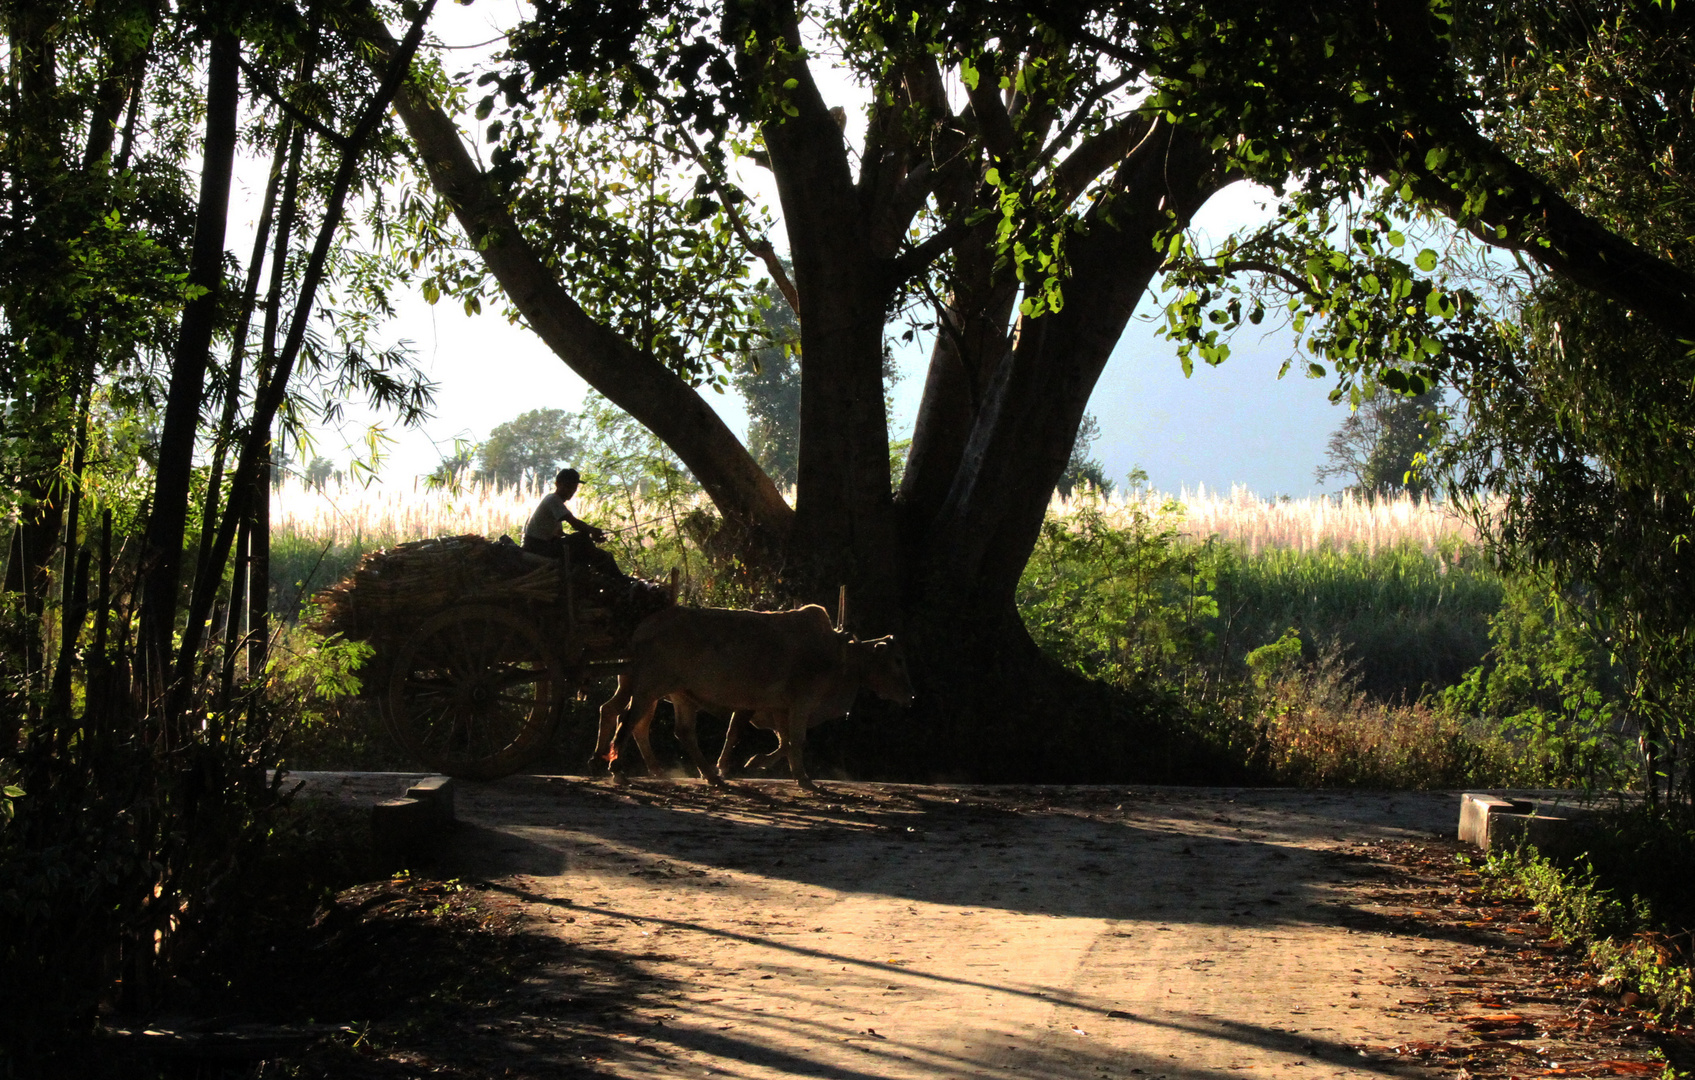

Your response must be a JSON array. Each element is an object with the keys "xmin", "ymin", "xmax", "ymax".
[{"xmin": 853, "ymin": 635, "xmax": 914, "ymax": 706}]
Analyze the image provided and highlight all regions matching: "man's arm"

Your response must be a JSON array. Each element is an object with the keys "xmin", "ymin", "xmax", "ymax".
[{"xmin": 562, "ymin": 506, "xmax": 606, "ymax": 542}]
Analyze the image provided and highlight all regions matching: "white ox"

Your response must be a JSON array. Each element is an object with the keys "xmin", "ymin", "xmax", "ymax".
[{"xmin": 594, "ymin": 604, "xmax": 914, "ymax": 789}]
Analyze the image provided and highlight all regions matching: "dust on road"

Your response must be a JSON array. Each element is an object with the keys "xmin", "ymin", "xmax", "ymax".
[{"xmin": 305, "ymin": 775, "xmax": 1470, "ymax": 1079}]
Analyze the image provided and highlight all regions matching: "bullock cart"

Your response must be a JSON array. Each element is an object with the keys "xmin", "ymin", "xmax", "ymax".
[{"xmin": 313, "ymin": 534, "xmax": 673, "ymax": 779}]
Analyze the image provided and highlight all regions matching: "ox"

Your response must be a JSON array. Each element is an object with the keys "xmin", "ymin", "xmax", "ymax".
[{"xmin": 594, "ymin": 604, "xmax": 913, "ymax": 789}]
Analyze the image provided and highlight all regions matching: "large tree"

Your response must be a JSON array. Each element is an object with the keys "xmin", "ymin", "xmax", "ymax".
[
  {"xmin": 357, "ymin": 0, "xmax": 1695, "ymax": 777},
  {"xmin": 365, "ymin": 0, "xmax": 1233, "ymax": 775},
  {"xmin": 477, "ymin": 407, "xmax": 581, "ymax": 487}
]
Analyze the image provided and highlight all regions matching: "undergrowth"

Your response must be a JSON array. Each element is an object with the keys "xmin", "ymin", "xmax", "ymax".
[
  {"xmin": 1248, "ymin": 636, "xmax": 1518, "ymax": 788},
  {"xmin": 1481, "ymin": 817, "xmax": 1695, "ymax": 1024}
]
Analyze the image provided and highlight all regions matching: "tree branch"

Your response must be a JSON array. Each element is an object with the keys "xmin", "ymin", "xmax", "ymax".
[
  {"xmin": 963, "ymin": 50, "xmax": 1017, "ymax": 160},
  {"xmin": 354, "ymin": 6, "xmax": 794, "ymax": 544},
  {"xmin": 887, "ymin": 216, "xmax": 974, "ymax": 285},
  {"xmin": 672, "ymin": 123, "xmax": 799, "ymax": 315},
  {"xmin": 1051, "ymin": 115, "xmax": 1154, "ymax": 207},
  {"xmin": 237, "ymin": 55, "xmax": 350, "ymax": 150},
  {"xmin": 1374, "ymin": 124, "xmax": 1695, "ymax": 343}
]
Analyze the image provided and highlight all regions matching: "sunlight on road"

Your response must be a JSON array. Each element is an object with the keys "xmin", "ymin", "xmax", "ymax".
[{"xmin": 428, "ymin": 778, "xmax": 1455, "ymax": 1080}]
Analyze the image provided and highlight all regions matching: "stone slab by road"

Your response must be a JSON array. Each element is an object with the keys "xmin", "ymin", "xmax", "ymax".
[{"xmin": 294, "ymin": 774, "xmax": 1473, "ymax": 1079}]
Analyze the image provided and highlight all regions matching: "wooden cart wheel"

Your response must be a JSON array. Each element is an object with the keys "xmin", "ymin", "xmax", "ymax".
[{"xmin": 386, "ymin": 604, "xmax": 563, "ymax": 780}]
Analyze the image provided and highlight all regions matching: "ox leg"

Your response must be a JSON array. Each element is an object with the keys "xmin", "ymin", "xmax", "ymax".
[
  {"xmin": 592, "ymin": 675, "xmax": 633, "ymax": 773},
  {"xmin": 610, "ymin": 698, "xmax": 662, "ymax": 782},
  {"xmin": 628, "ymin": 699, "xmax": 667, "ymax": 778},
  {"xmin": 716, "ymin": 712, "xmax": 750, "ymax": 780},
  {"xmin": 741, "ymin": 712, "xmax": 790, "ymax": 774},
  {"xmin": 671, "ymin": 698, "xmax": 724, "ymax": 786},
  {"xmin": 783, "ymin": 711, "xmax": 817, "ymax": 791}
]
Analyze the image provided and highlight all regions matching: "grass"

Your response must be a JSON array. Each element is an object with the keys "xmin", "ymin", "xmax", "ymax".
[
  {"xmin": 1481, "ymin": 816, "xmax": 1695, "ymax": 1025},
  {"xmin": 1052, "ymin": 484, "xmax": 1479, "ymax": 554},
  {"xmin": 1248, "ymin": 642, "xmax": 1519, "ymax": 788},
  {"xmin": 1209, "ymin": 540, "xmax": 1503, "ymax": 700},
  {"xmin": 271, "ymin": 475, "xmax": 548, "ymax": 545}
]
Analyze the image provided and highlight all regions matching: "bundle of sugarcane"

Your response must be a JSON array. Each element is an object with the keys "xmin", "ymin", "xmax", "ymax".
[
  {"xmin": 311, "ymin": 533, "xmax": 675, "ymax": 646},
  {"xmin": 310, "ymin": 534, "xmax": 553, "ymax": 642},
  {"xmin": 579, "ymin": 573, "xmax": 676, "ymax": 640}
]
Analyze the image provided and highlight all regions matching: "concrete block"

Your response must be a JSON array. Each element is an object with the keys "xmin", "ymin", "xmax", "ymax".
[
  {"xmin": 1459, "ymin": 792, "xmax": 1524, "ymax": 847},
  {"xmin": 404, "ymin": 775, "xmax": 457, "ymax": 826},
  {"xmin": 1486, "ymin": 810, "xmax": 1581, "ymax": 859},
  {"xmin": 372, "ymin": 797, "xmax": 433, "ymax": 864}
]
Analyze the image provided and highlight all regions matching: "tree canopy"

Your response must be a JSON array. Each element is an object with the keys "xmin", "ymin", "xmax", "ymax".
[
  {"xmin": 477, "ymin": 407, "xmax": 582, "ymax": 487},
  {"xmin": 1315, "ymin": 388, "xmax": 1441, "ymax": 500}
]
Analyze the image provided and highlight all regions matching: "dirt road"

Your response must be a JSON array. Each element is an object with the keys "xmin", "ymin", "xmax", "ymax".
[{"xmin": 300, "ymin": 774, "xmax": 1479, "ymax": 1078}]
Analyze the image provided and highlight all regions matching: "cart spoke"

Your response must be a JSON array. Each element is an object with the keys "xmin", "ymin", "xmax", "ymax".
[{"xmin": 389, "ymin": 604, "xmax": 562, "ymax": 778}]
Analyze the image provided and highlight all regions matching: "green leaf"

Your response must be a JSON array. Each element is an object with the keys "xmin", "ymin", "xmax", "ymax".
[
  {"xmin": 1387, "ymin": 229, "xmax": 1406, "ymax": 247},
  {"xmin": 1415, "ymin": 248, "xmax": 1438, "ymax": 272}
]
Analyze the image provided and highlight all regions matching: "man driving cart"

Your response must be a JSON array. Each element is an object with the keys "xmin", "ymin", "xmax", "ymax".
[{"xmin": 523, "ymin": 467, "xmax": 621, "ymax": 577}]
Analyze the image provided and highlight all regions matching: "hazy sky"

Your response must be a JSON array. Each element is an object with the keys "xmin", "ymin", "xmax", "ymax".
[
  {"xmin": 307, "ymin": 193, "xmax": 1347, "ymax": 499},
  {"xmin": 288, "ymin": 3, "xmax": 1351, "ymax": 499}
]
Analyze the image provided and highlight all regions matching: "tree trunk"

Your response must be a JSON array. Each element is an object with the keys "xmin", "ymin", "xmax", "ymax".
[
  {"xmin": 137, "ymin": 31, "xmax": 240, "ymax": 699},
  {"xmin": 864, "ymin": 122, "xmax": 1227, "ymax": 776},
  {"xmin": 921, "ymin": 122, "xmax": 1226, "ymax": 618},
  {"xmin": 247, "ymin": 461, "xmax": 270, "ymax": 682},
  {"xmin": 897, "ymin": 227, "xmax": 1018, "ymax": 540},
  {"xmin": 749, "ymin": 2, "xmax": 902, "ymax": 622}
]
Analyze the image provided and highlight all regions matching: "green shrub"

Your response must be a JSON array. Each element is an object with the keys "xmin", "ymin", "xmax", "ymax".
[
  {"xmin": 1486, "ymin": 848, "xmax": 1640, "ymax": 944},
  {"xmin": 268, "ymin": 625, "xmax": 409, "ymax": 771},
  {"xmin": 1023, "ymin": 499, "xmax": 1503, "ymax": 703},
  {"xmin": 1444, "ymin": 574, "xmax": 1635, "ymax": 791},
  {"xmin": 1482, "ymin": 838, "xmax": 1694, "ymax": 1024},
  {"xmin": 1245, "ymin": 626, "xmax": 1304, "ymax": 687},
  {"xmin": 1018, "ymin": 492, "xmax": 1222, "ymax": 688}
]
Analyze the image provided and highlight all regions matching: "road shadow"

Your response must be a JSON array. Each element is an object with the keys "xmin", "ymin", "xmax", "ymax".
[{"xmin": 440, "ymin": 777, "xmax": 1484, "ymax": 945}]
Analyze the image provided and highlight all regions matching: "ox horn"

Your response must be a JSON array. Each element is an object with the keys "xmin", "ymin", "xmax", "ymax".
[{"xmin": 835, "ymin": 584, "xmax": 848, "ymax": 632}]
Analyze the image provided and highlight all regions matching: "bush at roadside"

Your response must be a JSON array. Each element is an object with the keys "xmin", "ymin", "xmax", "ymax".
[{"xmin": 1481, "ymin": 815, "xmax": 1695, "ymax": 1025}]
